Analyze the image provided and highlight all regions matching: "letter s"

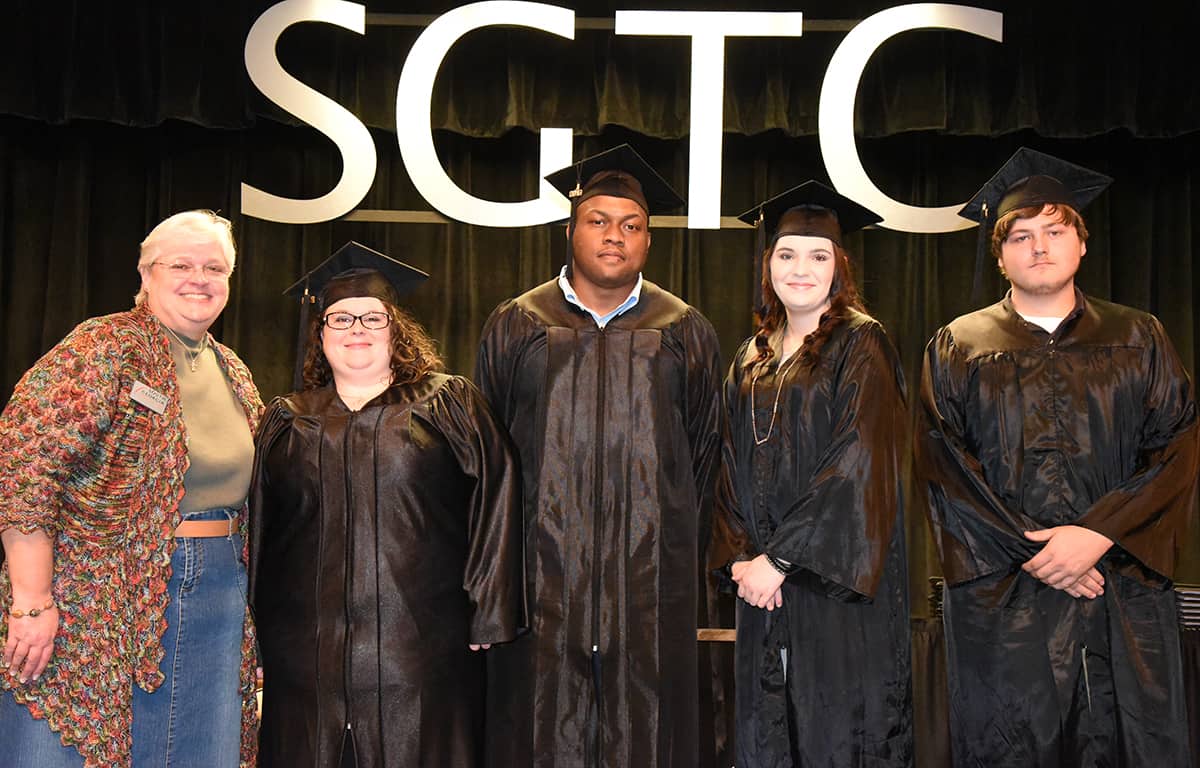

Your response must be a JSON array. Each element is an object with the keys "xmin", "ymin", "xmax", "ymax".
[{"xmin": 242, "ymin": 0, "xmax": 376, "ymax": 224}]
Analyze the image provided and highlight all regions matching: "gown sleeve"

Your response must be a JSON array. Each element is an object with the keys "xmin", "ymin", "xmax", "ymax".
[
  {"xmin": 246, "ymin": 396, "xmax": 295, "ymax": 612},
  {"xmin": 763, "ymin": 323, "xmax": 906, "ymax": 599},
  {"xmin": 1076, "ymin": 316, "xmax": 1199, "ymax": 579},
  {"xmin": 473, "ymin": 300, "xmax": 520, "ymax": 424},
  {"xmin": 681, "ymin": 311, "xmax": 725, "ymax": 559},
  {"xmin": 914, "ymin": 327, "xmax": 1042, "ymax": 585},
  {"xmin": 710, "ymin": 346, "xmax": 753, "ymax": 586},
  {"xmin": 428, "ymin": 377, "xmax": 526, "ymax": 645}
]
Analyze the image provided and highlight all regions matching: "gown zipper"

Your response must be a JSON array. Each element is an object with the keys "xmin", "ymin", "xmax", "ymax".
[
  {"xmin": 342, "ymin": 409, "xmax": 358, "ymax": 760},
  {"xmin": 590, "ymin": 328, "xmax": 607, "ymax": 768}
]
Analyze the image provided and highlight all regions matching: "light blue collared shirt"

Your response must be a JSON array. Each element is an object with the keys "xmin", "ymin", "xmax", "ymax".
[{"xmin": 557, "ymin": 266, "xmax": 643, "ymax": 329}]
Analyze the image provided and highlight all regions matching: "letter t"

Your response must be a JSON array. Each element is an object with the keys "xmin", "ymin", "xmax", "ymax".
[{"xmin": 615, "ymin": 12, "xmax": 803, "ymax": 229}]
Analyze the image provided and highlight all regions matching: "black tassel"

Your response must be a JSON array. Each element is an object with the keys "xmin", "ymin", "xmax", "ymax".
[
  {"xmin": 292, "ymin": 288, "xmax": 313, "ymax": 392},
  {"xmin": 564, "ymin": 201, "xmax": 577, "ymax": 280},
  {"xmin": 754, "ymin": 206, "xmax": 767, "ymax": 313},
  {"xmin": 565, "ymin": 161, "xmax": 584, "ymax": 280},
  {"xmin": 970, "ymin": 202, "xmax": 995, "ymax": 304}
]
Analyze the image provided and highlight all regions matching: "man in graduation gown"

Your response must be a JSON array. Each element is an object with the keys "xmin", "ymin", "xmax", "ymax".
[
  {"xmin": 474, "ymin": 145, "xmax": 723, "ymax": 768},
  {"xmin": 249, "ymin": 243, "xmax": 525, "ymax": 768},
  {"xmin": 915, "ymin": 149, "xmax": 1199, "ymax": 767}
]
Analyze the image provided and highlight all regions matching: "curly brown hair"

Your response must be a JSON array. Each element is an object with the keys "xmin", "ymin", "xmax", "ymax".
[
  {"xmin": 991, "ymin": 203, "xmax": 1089, "ymax": 264},
  {"xmin": 741, "ymin": 238, "xmax": 866, "ymax": 389},
  {"xmin": 302, "ymin": 302, "xmax": 443, "ymax": 390}
]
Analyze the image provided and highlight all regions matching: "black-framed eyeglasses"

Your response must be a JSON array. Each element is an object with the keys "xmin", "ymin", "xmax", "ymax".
[{"xmin": 322, "ymin": 311, "xmax": 392, "ymax": 330}]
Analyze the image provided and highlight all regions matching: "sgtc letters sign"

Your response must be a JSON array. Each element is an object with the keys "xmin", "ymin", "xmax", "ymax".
[{"xmin": 242, "ymin": 1, "xmax": 1002, "ymax": 233}]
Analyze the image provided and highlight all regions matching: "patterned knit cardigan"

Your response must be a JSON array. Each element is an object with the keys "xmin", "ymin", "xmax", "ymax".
[{"xmin": 0, "ymin": 304, "xmax": 263, "ymax": 767}]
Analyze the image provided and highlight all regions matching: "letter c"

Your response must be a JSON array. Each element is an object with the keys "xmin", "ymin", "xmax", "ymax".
[{"xmin": 819, "ymin": 4, "xmax": 1003, "ymax": 233}]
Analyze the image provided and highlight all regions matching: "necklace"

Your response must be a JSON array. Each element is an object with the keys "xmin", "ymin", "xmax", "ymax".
[
  {"xmin": 161, "ymin": 323, "xmax": 208, "ymax": 373},
  {"xmin": 338, "ymin": 376, "xmax": 392, "ymax": 411},
  {"xmin": 750, "ymin": 351, "xmax": 802, "ymax": 445}
]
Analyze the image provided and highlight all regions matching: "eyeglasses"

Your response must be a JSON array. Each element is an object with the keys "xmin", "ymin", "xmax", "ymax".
[
  {"xmin": 153, "ymin": 261, "xmax": 231, "ymax": 280},
  {"xmin": 322, "ymin": 311, "xmax": 392, "ymax": 330}
]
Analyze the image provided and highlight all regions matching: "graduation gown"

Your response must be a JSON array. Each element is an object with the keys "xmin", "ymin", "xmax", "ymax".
[
  {"xmin": 474, "ymin": 278, "xmax": 723, "ymax": 768},
  {"xmin": 248, "ymin": 374, "xmax": 524, "ymax": 768},
  {"xmin": 721, "ymin": 312, "xmax": 914, "ymax": 768},
  {"xmin": 915, "ymin": 290, "xmax": 1199, "ymax": 767}
]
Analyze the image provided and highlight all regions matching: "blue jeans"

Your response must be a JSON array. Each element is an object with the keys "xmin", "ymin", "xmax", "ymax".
[
  {"xmin": 131, "ymin": 507, "xmax": 247, "ymax": 768},
  {"xmin": 0, "ymin": 691, "xmax": 86, "ymax": 768}
]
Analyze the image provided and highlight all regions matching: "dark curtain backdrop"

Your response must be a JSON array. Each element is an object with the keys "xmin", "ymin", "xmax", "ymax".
[{"xmin": 3, "ymin": 1, "xmax": 1200, "ymax": 763}]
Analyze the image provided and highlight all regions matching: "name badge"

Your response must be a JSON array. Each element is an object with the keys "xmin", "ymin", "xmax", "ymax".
[{"xmin": 131, "ymin": 381, "xmax": 169, "ymax": 414}]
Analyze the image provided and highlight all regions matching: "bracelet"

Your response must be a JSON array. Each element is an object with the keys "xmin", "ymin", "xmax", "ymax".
[
  {"xmin": 9, "ymin": 600, "xmax": 56, "ymax": 618},
  {"xmin": 764, "ymin": 553, "xmax": 799, "ymax": 576}
]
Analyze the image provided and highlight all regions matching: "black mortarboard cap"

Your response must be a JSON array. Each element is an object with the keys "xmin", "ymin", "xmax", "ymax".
[
  {"xmin": 544, "ymin": 144, "xmax": 684, "ymax": 219},
  {"xmin": 959, "ymin": 148, "xmax": 1112, "ymax": 301},
  {"xmin": 959, "ymin": 147, "xmax": 1112, "ymax": 224},
  {"xmin": 283, "ymin": 241, "xmax": 428, "ymax": 310},
  {"xmin": 283, "ymin": 241, "xmax": 429, "ymax": 388},
  {"xmin": 736, "ymin": 181, "xmax": 881, "ymax": 248},
  {"xmin": 737, "ymin": 181, "xmax": 881, "ymax": 309},
  {"xmin": 544, "ymin": 144, "xmax": 684, "ymax": 275}
]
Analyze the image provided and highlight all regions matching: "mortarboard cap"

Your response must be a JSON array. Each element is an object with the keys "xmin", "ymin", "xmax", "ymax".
[
  {"xmin": 283, "ymin": 241, "xmax": 429, "ymax": 389},
  {"xmin": 283, "ymin": 241, "xmax": 428, "ymax": 311},
  {"xmin": 544, "ymin": 144, "xmax": 684, "ymax": 219},
  {"xmin": 737, "ymin": 181, "xmax": 881, "ymax": 310},
  {"xmin": 959, "ymin": 147, "xmax": 1112, "ymax": 224},
  {"xmin": 959, "ymin": 148, "xmax": 1111, "ymax": 301},
  {"xmin": 736, "ymin": 181, "xmax": 881, "ymax": 249}
]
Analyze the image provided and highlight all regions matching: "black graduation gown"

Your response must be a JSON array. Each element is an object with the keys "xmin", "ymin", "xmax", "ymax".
[
  {"xmin": 473, "ymin": 279, "xmax": 723, "ymax": 768},
  {"xmin": 721, "ymin": 312, "xmax": 914, "ymax": 768},
  {"xmin": 248, "ymin": 374, "xmax": 524, "ymax": 768},
  {"xmin": 915, "ymin": 291, "xmax": 1199, "ymax": 768}
]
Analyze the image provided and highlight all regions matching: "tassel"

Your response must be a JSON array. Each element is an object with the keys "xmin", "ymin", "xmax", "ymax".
[
  {"xmin": 292, "ymin": 287, "xmax": 313, "ymax": 391},
  {"xmin": 564, "ymin": 160, "xmax": 584, "ymax": 279},
  {"xmin": 754, "ymin": 206, "xmax": 768, "ymax": 312},
  {"xmin": 970, "ymin": 201, "xmax": 994, "ymax": 304}
]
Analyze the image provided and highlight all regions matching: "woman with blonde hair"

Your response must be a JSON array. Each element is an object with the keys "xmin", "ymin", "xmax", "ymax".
[{"xmin": 0, "ymin": 210, "xmax": 262, "ymax": 767}]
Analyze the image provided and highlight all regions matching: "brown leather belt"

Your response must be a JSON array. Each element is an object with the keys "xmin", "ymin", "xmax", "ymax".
[{"xmin": 174, "ymin": 519, "xmax": 235, "ymax": 538}]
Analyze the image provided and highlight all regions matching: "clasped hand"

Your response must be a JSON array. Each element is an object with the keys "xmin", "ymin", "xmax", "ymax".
[
  {"xmin": 731, "ymin": 555, "xmax": 784, "ymax": 610},
  {"xmin": 1022, "ymin": 525, "xmax": 1113, "ymax": 599}
]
